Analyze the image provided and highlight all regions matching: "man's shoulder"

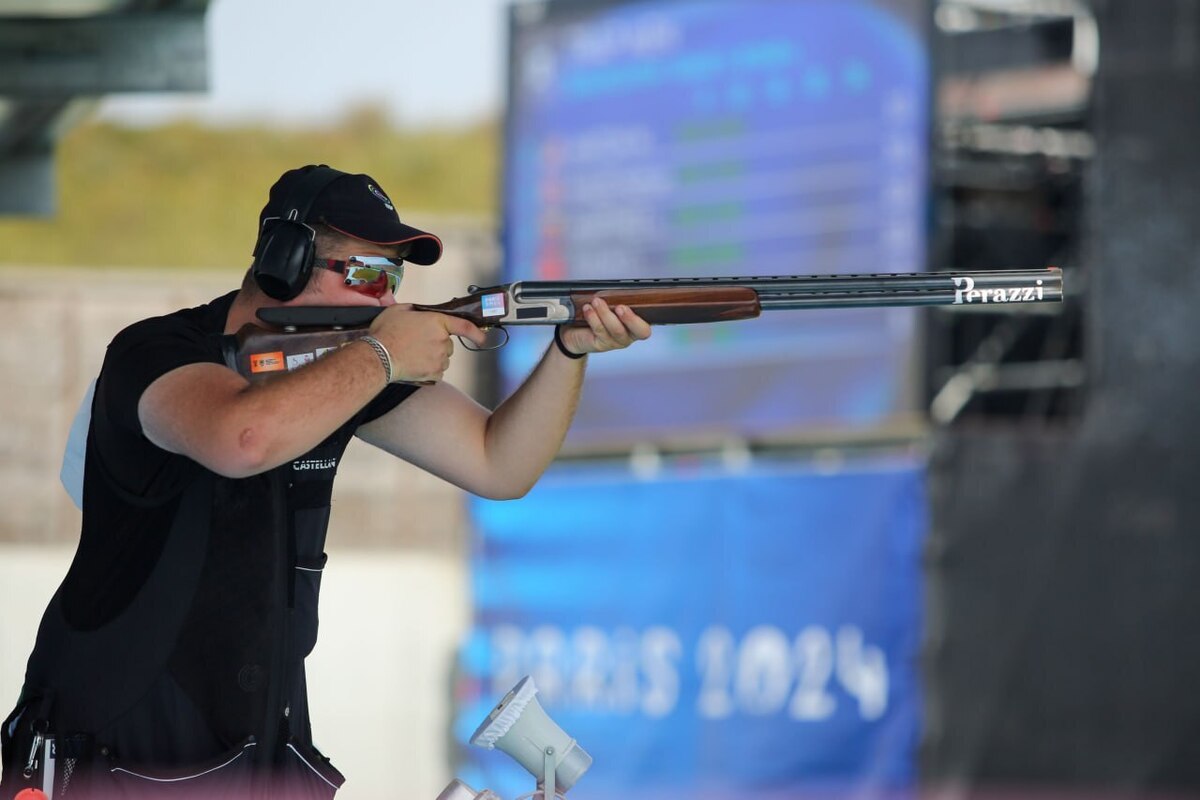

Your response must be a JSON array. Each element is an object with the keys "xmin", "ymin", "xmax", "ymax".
[{"xmin": 108, "ymin": 291, "xmax": 237, "ymax": 354}]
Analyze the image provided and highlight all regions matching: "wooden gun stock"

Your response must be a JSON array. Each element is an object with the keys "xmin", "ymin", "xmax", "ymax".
[{"xmin": 221, "ymin": 324, "xmax": 368, "ymax": 381}]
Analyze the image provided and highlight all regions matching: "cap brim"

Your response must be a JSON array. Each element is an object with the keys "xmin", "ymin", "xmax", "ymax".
[{"xmin": 325, "ymin": 221, "xmax": 443, "ymax": 265}]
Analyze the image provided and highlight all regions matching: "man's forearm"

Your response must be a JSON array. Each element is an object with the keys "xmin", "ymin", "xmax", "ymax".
[
  {"xmin": 480, "ymin": 344, "xmax": 587, "ymax": 497},
  {"xmin": 352, "ymin": 299, "xmax": 646, "ymax": 500},
  {"xmin": 224, "ymin": 339, "xmax": 394, "ymax": 473}
]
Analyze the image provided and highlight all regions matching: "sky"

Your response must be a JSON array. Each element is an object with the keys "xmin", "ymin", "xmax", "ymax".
[{"xmin": 99, "ymin": 0, "xmax": 516, "ymax": 127}]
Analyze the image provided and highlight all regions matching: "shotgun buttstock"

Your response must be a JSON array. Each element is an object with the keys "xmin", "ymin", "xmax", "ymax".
[{"xmin": 224, "ymin": 324, "xmax": 369, "ymax": 382}]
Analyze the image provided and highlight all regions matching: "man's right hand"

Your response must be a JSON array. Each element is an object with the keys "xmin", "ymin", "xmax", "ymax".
[{"xmin": 368, "ymin": 305, "xmax": 489, "ymax": 384}]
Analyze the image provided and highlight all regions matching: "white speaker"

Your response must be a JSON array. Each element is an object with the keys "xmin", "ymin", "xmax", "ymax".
[
  {"xmin": 434, "ymin": 779, "xmax": 502, "ymax": 800},
  {"xmin": 469, "ymin": 676, "xmax": 593, "ymax": 792}
]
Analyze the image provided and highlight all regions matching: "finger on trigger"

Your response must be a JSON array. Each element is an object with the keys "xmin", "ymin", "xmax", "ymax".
[{"xmin": 445, "ymin": 314, "xmax": 489, "ymax": 347}]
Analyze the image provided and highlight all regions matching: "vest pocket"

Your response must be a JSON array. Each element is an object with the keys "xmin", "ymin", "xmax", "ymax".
[
  {"xmin": 101, "ymin": 737, "xmax": 257, "ymax": 798},
  {"xmin": 280, "ymin": 738, "xmax": 346, "ymax": 798},
  {"xmin": 293, "ymin": 553, "xmax": 328, "ymax": 658}
]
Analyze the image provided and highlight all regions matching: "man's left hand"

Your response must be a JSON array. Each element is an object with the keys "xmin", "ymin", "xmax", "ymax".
[{"xmin": 558, "ymin": 296, "xmax": 652, "ymax": 356}]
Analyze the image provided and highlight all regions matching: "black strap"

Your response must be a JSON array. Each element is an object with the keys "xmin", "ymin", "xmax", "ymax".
[
  {"xmin": 252, "ymin": 166, "xmax": 345, "ymax": 257},
  {"xmin": 554, "ymin": 325, "xmax": 586, "ymax": 359},
  {"xmin": 279, "ymin": 165, "xmax": 342, "ymax": 225}
]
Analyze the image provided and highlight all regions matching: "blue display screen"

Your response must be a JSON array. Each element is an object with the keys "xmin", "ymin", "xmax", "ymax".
[{"xmin": 501, "ymin": 0, "xmax": 929, "ymax": 446}]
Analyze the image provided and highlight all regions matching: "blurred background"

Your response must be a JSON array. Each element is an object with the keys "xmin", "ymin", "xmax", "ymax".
[{"xmin": 1, "ymin": 0, "xmax": 1198, "ymax": 799}]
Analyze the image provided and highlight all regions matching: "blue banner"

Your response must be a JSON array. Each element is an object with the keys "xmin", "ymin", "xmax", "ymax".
[{"xmin": 454, "ymin": 456, "xmax": 926, "ymax": 800}]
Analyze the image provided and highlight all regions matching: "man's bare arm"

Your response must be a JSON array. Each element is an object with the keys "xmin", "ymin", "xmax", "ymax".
[
  {"xmin": 356, "ymin": 298, "xmax": 650, "ymax": 499},
  {"xmin": 140, "ymin": 340, "xmax": 399, "ymax": 478}
]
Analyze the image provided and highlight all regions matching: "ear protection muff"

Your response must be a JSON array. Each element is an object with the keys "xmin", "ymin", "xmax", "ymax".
[{"xmin": 251, "ymin": 165, "xmax": 346, "ymax": 300}]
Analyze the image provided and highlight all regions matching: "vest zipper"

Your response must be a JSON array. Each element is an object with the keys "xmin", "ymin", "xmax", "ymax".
[{"xmin": 258, "ymin": 468, "xmax": 291, "ymax": 770}]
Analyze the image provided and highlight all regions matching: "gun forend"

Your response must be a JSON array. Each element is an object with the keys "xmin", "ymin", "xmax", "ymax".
[{"xmin": 567, "ymin": 286, "xmax": 762, "ymax": 325}]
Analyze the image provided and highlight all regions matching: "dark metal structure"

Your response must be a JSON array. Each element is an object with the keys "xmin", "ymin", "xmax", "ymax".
[
  {"xmin": 924, "ymin": 0, "xmax": 1200, "ymax": 792},
  {"xmin": 927, "ymin": 0, "xmax": 1093, "ymax": 424},
  {"xmin": 0, "ymin": 0, "xmax": 210, "ymax": 215}
]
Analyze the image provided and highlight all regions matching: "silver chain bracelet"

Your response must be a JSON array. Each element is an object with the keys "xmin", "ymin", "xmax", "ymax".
[{"xmin": 359, "ymin": 335, "xmax": 395, "ymax": 383}]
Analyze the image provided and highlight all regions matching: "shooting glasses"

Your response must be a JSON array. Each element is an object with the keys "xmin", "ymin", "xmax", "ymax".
[{"xmin": 317, "ymin": 256, "xmax": 405, "ymax": 297}]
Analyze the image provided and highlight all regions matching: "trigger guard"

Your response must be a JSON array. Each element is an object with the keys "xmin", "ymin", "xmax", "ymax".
[{"xmin": 459, "ymin": 326, "xmax": 509, "ymax": 352}]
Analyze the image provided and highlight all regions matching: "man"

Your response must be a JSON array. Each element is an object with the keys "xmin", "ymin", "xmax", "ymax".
[{"xmin": 1, "ymin": 165, "xmax": 650, "ymax": 799}]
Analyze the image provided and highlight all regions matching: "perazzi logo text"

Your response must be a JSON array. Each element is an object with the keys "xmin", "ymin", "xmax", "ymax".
[{"xmin": 952, "ymin": 277, "xmax": 1044, "ymax": 305}]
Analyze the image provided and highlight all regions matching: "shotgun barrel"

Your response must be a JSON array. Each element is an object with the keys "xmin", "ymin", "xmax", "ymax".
[
  {"xmin": 254, "ymin": 268, "xmax": 1064, "ymax": 331},
  {"xmin": 514, "ymin": 268, "xmax": 1062, "ymax": 306}
]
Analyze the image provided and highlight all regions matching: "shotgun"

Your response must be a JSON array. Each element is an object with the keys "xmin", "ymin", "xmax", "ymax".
[{"xmin": 221, "ymin": 268, "xmax": 1063, "ymax": 380}]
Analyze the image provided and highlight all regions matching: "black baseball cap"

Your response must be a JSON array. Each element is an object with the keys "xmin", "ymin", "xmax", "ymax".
[{"xmin": 258, "ymin": 164, "xmax": 443, "ymax": 265}]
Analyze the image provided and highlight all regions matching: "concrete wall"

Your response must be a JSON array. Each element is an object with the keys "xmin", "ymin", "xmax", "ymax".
[{"xmin": 0, "ymin": 216, "xmax": 499, "ymax": 799}]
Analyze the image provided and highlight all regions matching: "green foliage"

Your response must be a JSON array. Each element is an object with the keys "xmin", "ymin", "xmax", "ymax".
[{"xmin": 0, "ymin": 108, "xmax": 499, "ymax": 269}]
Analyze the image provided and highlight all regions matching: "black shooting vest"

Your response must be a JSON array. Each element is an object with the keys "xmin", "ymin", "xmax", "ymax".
[{"xmin": 15, "ymin": 350, "xmax": 363, "ymax": 773}]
